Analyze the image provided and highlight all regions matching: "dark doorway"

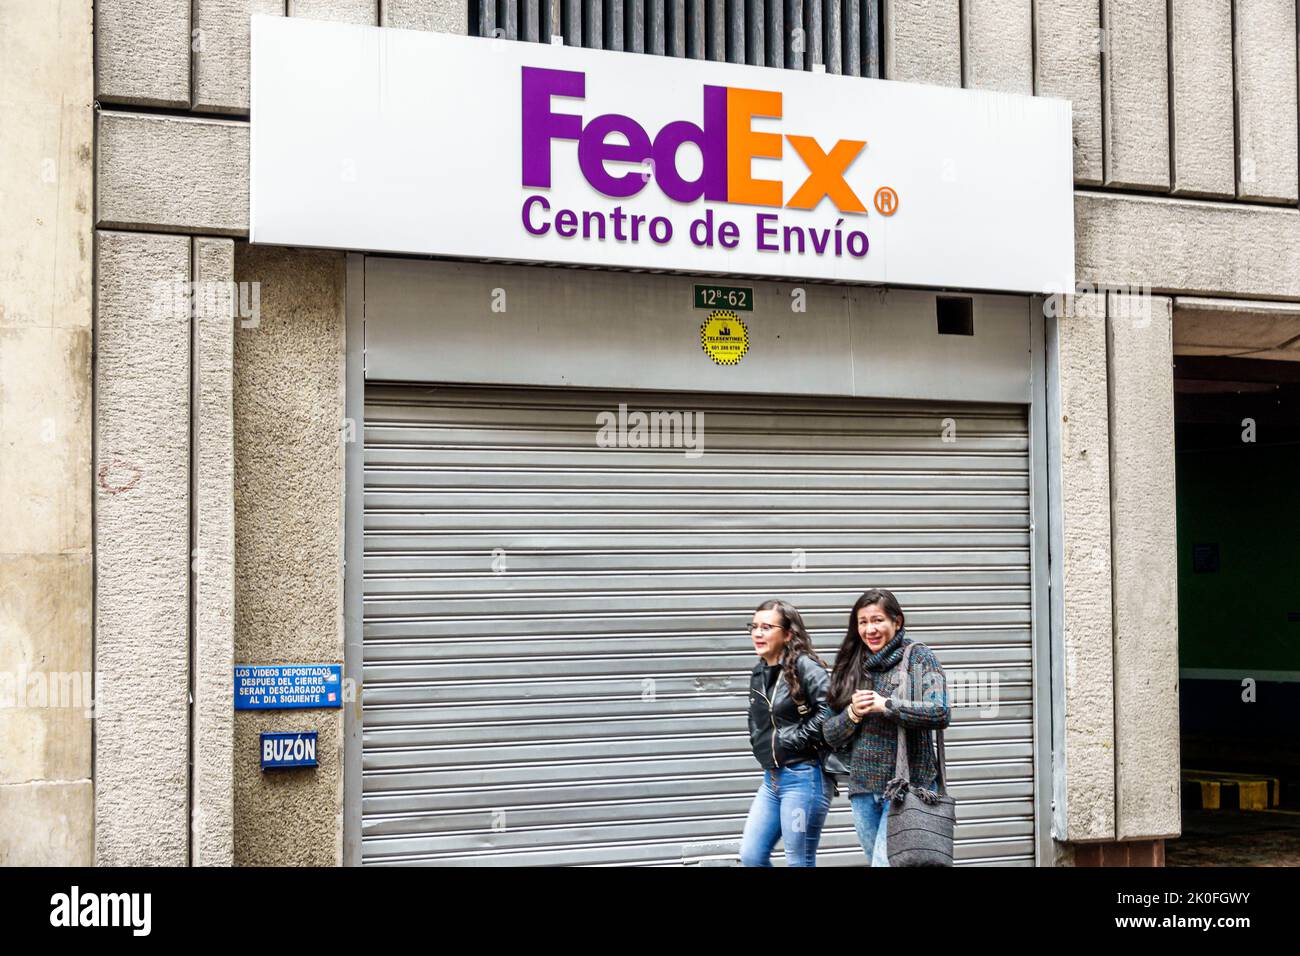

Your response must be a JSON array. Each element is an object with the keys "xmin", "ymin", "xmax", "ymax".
[{"xmin": 1170, "ymin": 355, "xmax": 1300, "ymax": 865}]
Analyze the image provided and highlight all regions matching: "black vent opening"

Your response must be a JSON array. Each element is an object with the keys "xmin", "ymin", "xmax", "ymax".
[{"xmin": 937, "ymin": 296, "xmax": 974, "ymax": 336}]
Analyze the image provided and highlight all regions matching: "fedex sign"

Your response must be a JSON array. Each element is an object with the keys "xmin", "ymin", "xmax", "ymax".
[
  {"xmin": 250, "ymin": 17, "xmax": 1076, "ymax": 293},
  {"xmin": 518, "ymin": 65, "xmax": 875, "ymax": 258},
  {"xmin": 522, "ymin": 66, "xmax": 867, "ymax": 212}
]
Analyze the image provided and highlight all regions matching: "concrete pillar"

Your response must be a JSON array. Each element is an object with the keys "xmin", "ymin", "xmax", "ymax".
[
  {"xmin": 961, "ymin": 0, "xmax": 1033, "ymax": 94},
  {"xmin": 192, "ymin": 0, "xmax": 288, "ymax": 114},
  {"xmin": 1101, "ymin": 0, "xmax": 1170, "ymax": 190},
  {"xmin": 1233, "ymin": 0, "xmax": 1299, "ymax": 203},
  {"xmin": 882, "ymin": 0, "xmax": 961, "ymax": 86},
  {"xmin": 1107, "ymin": 292, "xmax": 1181, "ymax": 840},
  {"xmin": 1035, "ymin": 0, "xmax": 1104, "ymax": 185},
  {"xmin": 1169, "ymin": 0, "xmax": 1235, "ymax": 198},
  {"xmin": 192, "ymin": 238, "xmax": 237, "ymax": 865},
  {"xmin": 288, "ymin": 0, "xmax": 378, "ymax": 23},
  {"xmin": 1046, "ymin": 292, "xmax": 1117, "ymax": 842},
  {"xmin": 93, "ymin": 231, "xmax": 193, "ymax": 865},
  {"xmin": 382, "ymin": 0, "xmax": 471, "ymax": 33},
  {"xmin": 232, "ymin": 244, "xmax": 346, "ymax": 865}
]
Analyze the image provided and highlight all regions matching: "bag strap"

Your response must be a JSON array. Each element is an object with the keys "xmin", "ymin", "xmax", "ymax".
[
  {"xmin": 890, "ymin": 644, "xmax": 915, "ymax": 783},
  {"xmin": 890, "ymin": 642, "xmax": 949, "ymax": 796}
]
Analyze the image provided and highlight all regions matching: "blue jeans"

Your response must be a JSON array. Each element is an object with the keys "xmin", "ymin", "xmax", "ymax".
[
  {"xmin": 739, "ymin": 761, "xmax": 833, "ymax": 867},
  {"xmin": 849, "ymin": 792, "xmax": 892, "ymax": 866}
]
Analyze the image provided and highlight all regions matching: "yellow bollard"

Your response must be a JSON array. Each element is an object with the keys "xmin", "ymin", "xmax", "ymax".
[
  {"xmin": 1200, "ymin": 781, "xmax": 1220, "ymax": 810},
  {"xmin": 1239, "ymin": 780, "xmax": 1268, "ymax": 811}
]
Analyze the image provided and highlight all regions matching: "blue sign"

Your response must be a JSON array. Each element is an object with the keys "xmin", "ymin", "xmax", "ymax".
[
  {"xmin": 234, "ymin": 664, "xmax": 343, "ymax": 710},
  {"xmin": 261, "ymin": 731, "xmax": 318, "ymax": 769}
]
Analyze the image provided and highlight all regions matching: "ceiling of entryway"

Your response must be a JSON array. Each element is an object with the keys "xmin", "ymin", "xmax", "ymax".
[{"xmin": 1174, "ymin": 298, "xmax": 1300, "ymax": 363}]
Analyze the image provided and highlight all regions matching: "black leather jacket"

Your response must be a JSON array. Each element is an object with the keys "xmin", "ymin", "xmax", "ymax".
[{"xmin": 747, "ymin": 653, "xmax": 832, "ymax": 769}]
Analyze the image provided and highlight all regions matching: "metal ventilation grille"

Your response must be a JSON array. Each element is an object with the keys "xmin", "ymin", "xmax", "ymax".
[
  {"xmin": 359, "ymin": 383, "xmax": 1036, "ymax": 866},
  {"xmin": 471, "ymin": 0, "xmax": 882, "ymax": 76}
]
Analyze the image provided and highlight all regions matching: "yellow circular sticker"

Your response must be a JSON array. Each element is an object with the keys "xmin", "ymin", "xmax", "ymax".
[{"xmin": 700, "ymin": 310, "xmax": 749, "ymax": 366}]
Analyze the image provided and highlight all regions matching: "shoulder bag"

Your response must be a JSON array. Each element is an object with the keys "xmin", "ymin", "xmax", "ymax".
[{"xmin": 884, "ymin": 642, "xmax": 956, "ymax": 867}]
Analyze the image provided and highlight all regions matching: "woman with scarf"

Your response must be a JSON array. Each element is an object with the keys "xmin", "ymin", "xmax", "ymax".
[{"xmin": 821, "ymin": 588, "xmax": 950, "ymax": 866}]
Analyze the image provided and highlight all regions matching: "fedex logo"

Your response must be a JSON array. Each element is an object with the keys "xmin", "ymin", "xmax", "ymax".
[{"xmin": 521, "ymin": 67, "xmax": 868, "ymax": 213}]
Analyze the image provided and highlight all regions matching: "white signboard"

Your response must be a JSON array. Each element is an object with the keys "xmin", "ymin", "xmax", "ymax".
[{"xmin": 251, "ymin": 16, "xmax": 1075, "ymax": 294}]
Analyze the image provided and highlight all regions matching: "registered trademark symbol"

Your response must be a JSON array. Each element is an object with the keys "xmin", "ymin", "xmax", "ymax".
[{"xmin": 874, "ymin": 186, "xmax": 899, "ymax": 216}]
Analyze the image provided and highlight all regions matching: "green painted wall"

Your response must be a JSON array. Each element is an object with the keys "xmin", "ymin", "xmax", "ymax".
[{"xmin": 1175, "ymin": 443, "xmax": 1300, "ymax": 671}]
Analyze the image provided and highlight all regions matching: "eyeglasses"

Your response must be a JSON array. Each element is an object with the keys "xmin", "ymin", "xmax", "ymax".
[{"xmin": 748, "ymin": 623, "xmax": 786, "ymax": 636}]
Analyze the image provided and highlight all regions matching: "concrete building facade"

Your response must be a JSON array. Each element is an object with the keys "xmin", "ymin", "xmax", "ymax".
[{"xmin": 2, "ymin": 0, "xmax": 1297, "ymax": 866}]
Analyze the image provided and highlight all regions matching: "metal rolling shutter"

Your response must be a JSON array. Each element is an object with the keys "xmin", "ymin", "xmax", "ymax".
[
  {"xmin": 360, "ymin": 383, "xmax": 1036, "ymax": 865},
  {"xmin": 471, "ymin": 0, "xmax": 883, "ymax": 79}
]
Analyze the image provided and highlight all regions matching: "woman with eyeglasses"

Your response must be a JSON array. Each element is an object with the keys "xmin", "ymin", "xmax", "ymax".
[{"xmin": 738, "ymin": 598, "xmax": 834, "ymax": 867}]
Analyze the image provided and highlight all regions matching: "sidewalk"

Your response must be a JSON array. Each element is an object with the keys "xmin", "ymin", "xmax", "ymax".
[{"xmin": 1167, "ymin": 808, "xmax": 1300, "ymax": 866}]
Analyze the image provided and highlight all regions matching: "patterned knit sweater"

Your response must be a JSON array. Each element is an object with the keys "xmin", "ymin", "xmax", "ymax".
[{"xmin": 821, "ymin": 632, "xmax": 951, "ymax": 797}]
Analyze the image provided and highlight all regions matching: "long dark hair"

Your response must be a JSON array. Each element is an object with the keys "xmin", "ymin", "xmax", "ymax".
[
  {"xmin": 754, "ymin": 599, "xmax": 826, "ymax": 709},
  {"xmin": 827, "ymin": 588, "xmax": 906, "ymax": 709}
]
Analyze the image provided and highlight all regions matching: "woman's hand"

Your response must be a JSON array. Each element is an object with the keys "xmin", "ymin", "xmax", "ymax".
[{"xmin": 850, "ymin": 690, "xmax": 890, "ymax": 718}]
